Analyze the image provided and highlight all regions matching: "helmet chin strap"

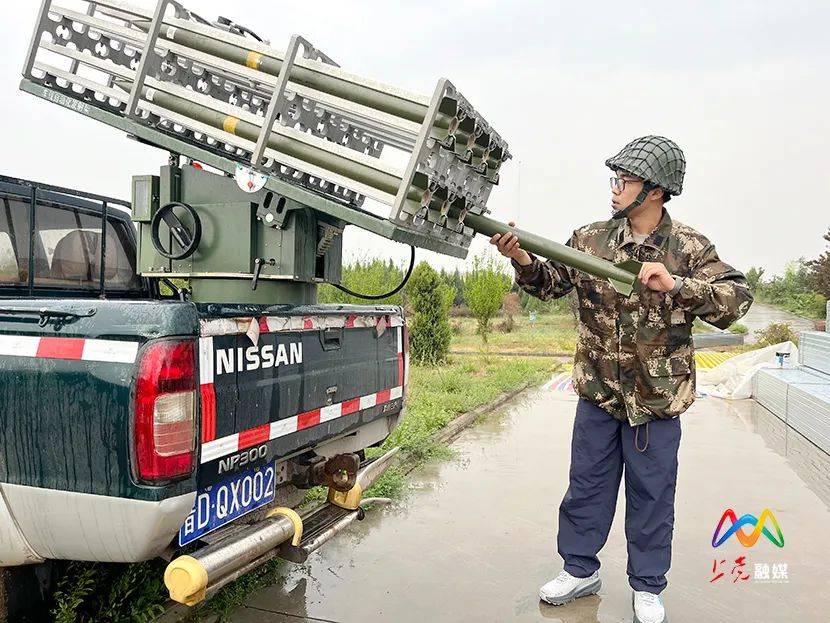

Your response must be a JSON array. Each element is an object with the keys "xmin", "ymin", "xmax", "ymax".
[{"xmin": 611, "ymin": 183, "xmax": 654, "ymax": 220}]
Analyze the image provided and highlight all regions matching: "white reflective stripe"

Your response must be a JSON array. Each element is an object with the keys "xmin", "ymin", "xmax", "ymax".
[
  {"xmin": 201, "ymin": 434, "xmax": 239, "ymax": 463},
  {"xmin": 289, "ymin": 317, "xmax": 307, "ymax": 330},
  {"xmin": 324, "ymin": 316, "xmax": 346, "ymax": 328},
  {"xmin": 353, "ymin": 316, "xmax": 375, "ymax": 328},
  {"xmin": 199, "ymin": 314, "xmax": 404, "ymax": 336},
  {"xmin": 0, "ymin": 335, "xmax": 41, "ymax": 358},
  {"xmin": 397, "ymin": 326, "xmax": 403, "ymax": 353},
  {"xmin": 199, "ymin": 337, "xmax": 214, "ymax": 384},
  {"xmin": 81, "ymin": 339, "xmax": 139, "ymax": 363},
  {"xmin": 200, "ymin": 318, "xmax": 240, "ymax": 336},
  {"xmin": 200, "ymin": 386, "xmax": 401, "ymax": 463},
  {"xmin": 404, "ymin": 353, "xmax": 410, "ymax": 384},
  {"xmin": 0, "ymin": 336, "xmax": 139, "ymax": 363},
  {"xmin": 319, "ymin": 403, "xmax": 341, "ymax": 422},
  {"xmin": 270, "ymin": 416, "xmax": 297, "ymax": 439},
  {"xmin": 265, "ymin": 317, "xmax": 290, "ymax": 332}
]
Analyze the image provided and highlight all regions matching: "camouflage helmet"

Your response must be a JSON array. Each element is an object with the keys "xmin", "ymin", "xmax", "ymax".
[{"xmin": 605, "ymin": 135, "xmax": 686, "ymax": 197}]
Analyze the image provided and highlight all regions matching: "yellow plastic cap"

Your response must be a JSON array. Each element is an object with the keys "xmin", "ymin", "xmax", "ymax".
[{"xmin": 164, "ymin": 555, "xmax": 209, "ymax": 606}]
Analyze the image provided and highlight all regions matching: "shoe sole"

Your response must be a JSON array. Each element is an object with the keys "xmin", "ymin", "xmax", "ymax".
[
  {"xmin": 632, "ymin": 593, "xmax": 667, "ymax": 623},
  {"xmin": 539, "ymin": 578, "xmax": 601, "ymax": 606}
]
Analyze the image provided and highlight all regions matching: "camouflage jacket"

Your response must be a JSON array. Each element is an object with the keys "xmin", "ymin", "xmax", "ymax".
[{"xmin": 513, "ymin": 209, "xmax": 753, "ymax": 426}]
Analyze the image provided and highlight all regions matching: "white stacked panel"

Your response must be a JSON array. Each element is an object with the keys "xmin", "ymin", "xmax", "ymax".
[
  {"xmin": 753, "ymin": 367, "xmax": 830, "ymax": 421},
  {"xmin": 786, "ymin": 384, "xmax": 830, "ymax": 454},
  {"xmin": 799, "ymin": 331, "xmax": 830, "ymax": 376}
]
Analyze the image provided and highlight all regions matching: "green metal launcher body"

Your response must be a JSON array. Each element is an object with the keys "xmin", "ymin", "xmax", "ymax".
[
  {"xmin": 131, "ymin": 164, "xmax": 345, "ymax": 304},
  {"xmin": 20, "ymin": 0, "xmax": 640, "ymax": 301}
]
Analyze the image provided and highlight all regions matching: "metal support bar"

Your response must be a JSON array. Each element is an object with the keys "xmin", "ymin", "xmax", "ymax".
[
  {"xmin": 250, "ymin": 34, "xmax": 307, "ymax": 170},
  {"xmin": 69, "ymin": 2, "xmax": 99, "ymax": 76},
  {"xmin": 99, "ymin": 200, "xmax": 108, "ymax": 298},
  {"xmin": 27, "ymin": 186, "xmax": 36, "ymax": 296},
  {"xmin": 124, "ymin": 0, "xmax": 169, "ymax": 118},
  {"xmin": 22, "ymin": 0, "xmax": 54, "ymax": 79}
]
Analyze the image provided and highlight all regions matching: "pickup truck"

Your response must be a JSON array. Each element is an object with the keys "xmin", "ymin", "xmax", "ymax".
[{"xmin": 0, "ymin": 175, "xmax": 408, "ymax": 567}]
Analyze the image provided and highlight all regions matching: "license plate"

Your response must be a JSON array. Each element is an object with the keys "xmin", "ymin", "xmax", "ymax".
[{"xmin": 178, "ymin": 460, "xmax": 277, "ymax": 546}]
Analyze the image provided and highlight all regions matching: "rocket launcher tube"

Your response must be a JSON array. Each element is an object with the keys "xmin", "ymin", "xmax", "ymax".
[
  {"xmin": 131, "ymin": 17, "xmax": 433, "ymax": 125},
  {"xmin": 462, "ymin": 212, "xmax": 642, "ymax": 296},
  {"xmin": 118, "ymin": 80, "xmax": 426, "ymax": 202}
]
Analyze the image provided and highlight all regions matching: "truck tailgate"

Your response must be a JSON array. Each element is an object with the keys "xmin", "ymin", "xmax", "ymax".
[{"xmin": 196, "ymin": 307, "xmax": 406, "ymax": 484}]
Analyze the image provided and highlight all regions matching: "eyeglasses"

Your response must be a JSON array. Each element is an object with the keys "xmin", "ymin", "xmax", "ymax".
[{"xmin": 610, "ymin": 176, "xmax": 643, "ymax": 192}]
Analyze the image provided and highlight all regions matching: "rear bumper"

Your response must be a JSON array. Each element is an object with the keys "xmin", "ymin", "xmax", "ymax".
[
  {"xmin": 0, "ymin": 486, "xmax": 41, "ymax": 565},
  {"xmin": 0, "ymin": 411, "xmax": 404, "ymax": 566},
  {"xmin": 0, "ymin": 483, "xmax": 194, "ymax": 564}
]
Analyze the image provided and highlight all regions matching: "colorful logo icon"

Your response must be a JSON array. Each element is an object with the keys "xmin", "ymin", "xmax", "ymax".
[{"xmin": 712, "ymin": 508, "xmax": 784, "ymax": 548}]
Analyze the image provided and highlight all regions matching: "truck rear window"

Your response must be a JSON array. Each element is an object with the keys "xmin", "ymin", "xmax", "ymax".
[{"xmin": 0, "ymin": 195, "xmax": 141, "ymax": 291}]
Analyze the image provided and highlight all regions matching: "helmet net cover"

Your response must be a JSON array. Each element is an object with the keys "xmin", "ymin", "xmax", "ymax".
[{"xmin": 605, "ymin": 135, "xmax": 686, "ymax": 198}]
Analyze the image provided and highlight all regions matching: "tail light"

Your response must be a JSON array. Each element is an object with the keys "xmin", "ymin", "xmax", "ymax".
[{"xmin": 133, "ymin": 339, "xmax": 197, "ymax": 483}]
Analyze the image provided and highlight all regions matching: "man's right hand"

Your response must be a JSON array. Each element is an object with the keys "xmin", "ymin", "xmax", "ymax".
[{"xmin": 489, "ymin": 221, "xmax": 532, "ymax": 266}]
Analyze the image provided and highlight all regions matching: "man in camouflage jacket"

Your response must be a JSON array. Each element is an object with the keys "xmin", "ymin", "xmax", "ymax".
[{"xmin": 490, "ymin": 136, "xmax": 752, "ymax": 623}]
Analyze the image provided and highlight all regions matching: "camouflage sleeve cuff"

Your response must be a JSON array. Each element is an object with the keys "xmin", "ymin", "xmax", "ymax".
[
  {"xmin": 511, "ymin": 254, "xmax": 541, "ymax": 284},
  {"xmin": 669, "ymin": 275, "xmax": 684, "ymax": 296},
  {"xmin": 675, "ymin": 277, "xmax": 708, "ymax": 307}
]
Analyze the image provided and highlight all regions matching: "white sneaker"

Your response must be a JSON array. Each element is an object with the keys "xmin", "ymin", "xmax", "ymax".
[
  {"xmin": 539, "ymin": 569, "xmax": 601, "ymax": 605},
  {"xmin": 632, "ymin": 590, "xmax": 667, "ymax": 623}
]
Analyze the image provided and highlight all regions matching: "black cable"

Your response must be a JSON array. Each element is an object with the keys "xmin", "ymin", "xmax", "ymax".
[{"xmin": 333, "ymin": 245, "xmax": 415, "ymax": 300}]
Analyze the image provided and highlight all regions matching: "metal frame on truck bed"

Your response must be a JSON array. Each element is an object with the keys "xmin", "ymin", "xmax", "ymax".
[{"xmin": 0, "ymin": 174, "xmax": 153, "ymax": 300}]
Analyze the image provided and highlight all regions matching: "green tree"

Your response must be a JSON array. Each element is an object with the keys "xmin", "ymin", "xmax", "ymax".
[
  {"xmin": 807, "ymin": 228, "xmax": 830, "ymax": 300},
  {"xmin": 451, "ymin": 268, "xmax": 464, "ymax": 306},
  {"xmin": 406, "ymin": 262, "xmax": 453, "ymax": 365},
  {"xmin": 755, "ymin": 259, "xmax": 826, "ymax": 319},
  {"xmin": 745, "ymin": 266, "xmax": 765, "ymax": 293},
  {"xmin": 462, "ymin": 253, "xmax": 512, "ymax": 342}
]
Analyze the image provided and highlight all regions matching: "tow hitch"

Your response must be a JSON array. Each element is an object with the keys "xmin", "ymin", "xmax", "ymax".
[{"xmin": 164, "ymin": 446, "xmax": 400, "ymax": 605}]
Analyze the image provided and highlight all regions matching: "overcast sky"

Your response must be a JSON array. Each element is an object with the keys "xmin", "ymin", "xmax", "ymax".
[{"xmin": 1, "ymin": 0, "xmax": 828, "ymax": 277}]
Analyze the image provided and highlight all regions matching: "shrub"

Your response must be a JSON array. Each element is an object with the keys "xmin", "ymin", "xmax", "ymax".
[
  {"xmin": 754, "ymin": 322, "xmax": 799, "ymax": 347},
  {"xmin": 462, "ymin": 253, "xmax": 512, "ymax": 343},
  {"xmin": 728, "ymin": 323, "xmax": 749, "ymax": 334},
  {"xmin": 406, "ymin": 262, "xmax": 453, "ymax": 364},
  {"xmin": 50, "ymin": 560, "xmax": 166, "ymax": 623},
  {"xmin": 500, "ymin": 292, "xmax": 521, "ymax": 333}
]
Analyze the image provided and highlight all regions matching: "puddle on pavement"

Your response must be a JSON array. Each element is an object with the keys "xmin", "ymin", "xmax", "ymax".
[{"xmin": 230, "ymin": 391, "xmax": 830, "ymax": 623}]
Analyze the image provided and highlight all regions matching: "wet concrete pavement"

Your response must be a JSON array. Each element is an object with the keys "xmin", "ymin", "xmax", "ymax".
[
  {"xmin": 231, "ymin": 388, "xmax": 830, "ymax": 623},
  {"xmin": 739, "ymin": 302, "xmax": 817, "ymax": 343}
]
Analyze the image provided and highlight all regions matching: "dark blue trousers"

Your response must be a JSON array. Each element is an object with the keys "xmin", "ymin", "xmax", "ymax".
[{"xmin": 557, "ymin": 398, "xmax": 681, "ymax": 594}]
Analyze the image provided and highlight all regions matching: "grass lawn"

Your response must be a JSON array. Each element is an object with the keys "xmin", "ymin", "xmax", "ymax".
[
  {"xmin": 450, "ymin": 311, "xmax": 743, "ymax": 357},
  {"xmin": 450, "ymin": 313, "xmax": 578, "ymax": 354}
]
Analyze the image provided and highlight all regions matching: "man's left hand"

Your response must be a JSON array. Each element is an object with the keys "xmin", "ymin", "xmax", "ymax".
[{"xmin": 638, "ymin": 262, "xmax": 676, "ymax": 292}]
